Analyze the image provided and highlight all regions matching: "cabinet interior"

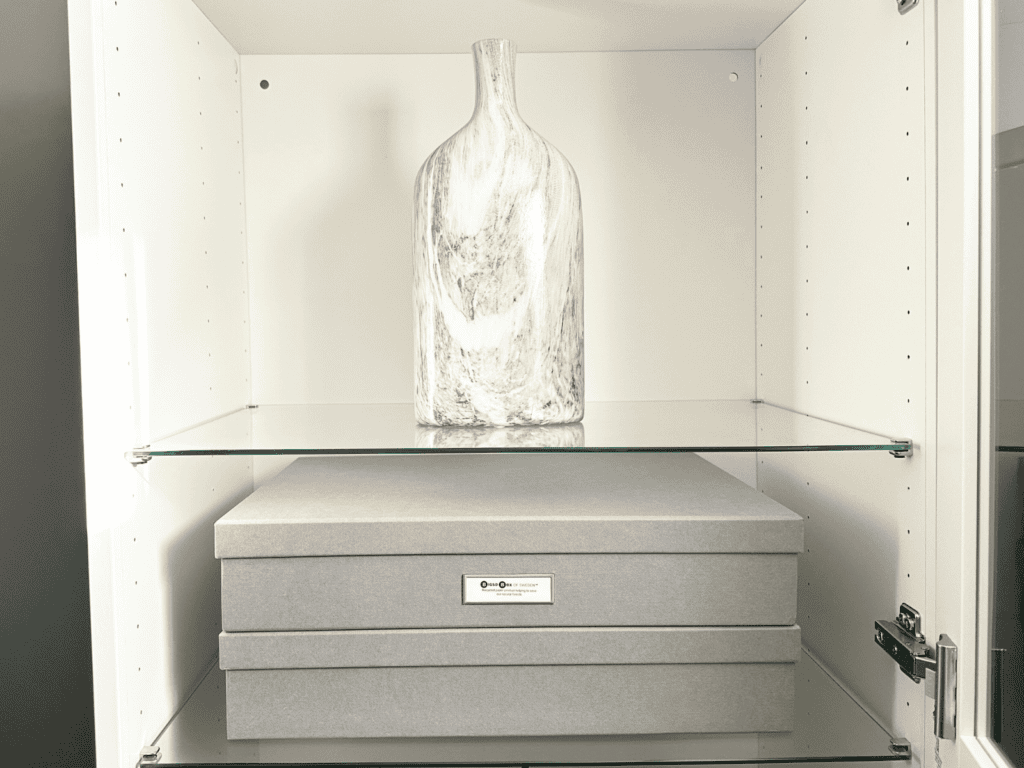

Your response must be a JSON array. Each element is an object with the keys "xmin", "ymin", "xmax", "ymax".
[{"xmin": 70, "ymin": 0, "xmax": 935, "ymax": 763}]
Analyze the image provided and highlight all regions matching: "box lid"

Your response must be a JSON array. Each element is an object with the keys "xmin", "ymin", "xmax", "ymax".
[
  {"xmin": 215, "ymin": 453, "xmax": 803, "ymax": 558},
  {"xmin": 219, "ymin": 625, "xmax": 802, "ymax": 670}
]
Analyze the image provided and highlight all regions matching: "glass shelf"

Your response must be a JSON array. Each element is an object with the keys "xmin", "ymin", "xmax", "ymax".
[
  {"xmin": 134, "ymin": 400, "xmax": 910, "ymax": 459},
  {"xmin": 153, "ymin": 648, "xmax": 909, "ymax": 766}
]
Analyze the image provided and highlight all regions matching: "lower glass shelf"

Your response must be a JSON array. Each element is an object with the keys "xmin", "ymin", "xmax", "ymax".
[{"xmin": 153, "ymin": 648, "xmax": 909, "ymax": 766}]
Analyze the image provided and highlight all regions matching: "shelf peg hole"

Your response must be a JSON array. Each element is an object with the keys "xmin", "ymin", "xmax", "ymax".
[{"xmin": 260, "ymin": 79, "xmax": 270, "ymax": 89}]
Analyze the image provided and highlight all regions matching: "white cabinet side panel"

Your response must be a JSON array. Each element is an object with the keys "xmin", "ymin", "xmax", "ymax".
[
  {"xmin": 72, "ymin": 0, "xmax": 257, "ymax": 762},
  {"xmin": 241, "ymin": 51, "xmax": 756, "ymax": 405},
  {"xmin": 69, "ymin": 0, "xmax": 134, "ymax": 762},
  {"xmin": 105, "ymin": 0, "xmax": 251, "ymax": 442},
  {"xmin": 755, "ymin": 0, "xmax": 928, "ymax": 757},
  {"xmin": 122, "ymin": 457, "xmax": 252, "ymax": 753}
]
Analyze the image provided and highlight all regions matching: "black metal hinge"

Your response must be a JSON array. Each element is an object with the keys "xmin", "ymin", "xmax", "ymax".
[{"xmin": 874, "ymin": 603, "xmax": 957, "ymax": 740}]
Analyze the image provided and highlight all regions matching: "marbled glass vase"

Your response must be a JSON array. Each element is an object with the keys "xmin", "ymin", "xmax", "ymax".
[{"xmin": 413, "ymin": 39, "xmax": 584, "ymax": 427}]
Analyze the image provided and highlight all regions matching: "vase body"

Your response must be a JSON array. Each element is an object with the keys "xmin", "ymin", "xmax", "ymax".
[{"xmin": 413, "ymin": 39, "xmax": 584, "ymax": 427}]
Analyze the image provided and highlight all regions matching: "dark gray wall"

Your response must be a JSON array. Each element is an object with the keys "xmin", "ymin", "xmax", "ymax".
[{"xmin": 0, "ymin": 0, "xmax": 95, "ymax": 765}]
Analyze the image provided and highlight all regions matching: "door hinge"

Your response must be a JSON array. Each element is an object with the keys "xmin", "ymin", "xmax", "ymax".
[
  {"xmin": 874, "ymin": 603, "xmax": 957, "ymax": 740},
  {"xmin": 898, "ymin": 0, "xmax": 920, "ymax": 14}
]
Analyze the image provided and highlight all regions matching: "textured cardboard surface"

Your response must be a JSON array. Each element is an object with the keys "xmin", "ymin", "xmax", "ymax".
[
  {"xmin": 221, "ymin": 552, "xmax": 797, "ymax": 631},
  {"xmin": 215, "ymin": 453, "xmax": 804, "ymax": 558},
  {"xmin": 228, "ymin": 663, "xmax": 794, "ymax": 741},
  {"xmin": 219, "ymin": 625, "xmax": 801, "ymax": 669},
  {"xmin": 225, "ymin": 663, "xmax": 796, "ymax": 739}
]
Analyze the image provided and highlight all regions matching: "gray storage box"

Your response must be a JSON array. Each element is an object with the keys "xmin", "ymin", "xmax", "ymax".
[
  {"xmin": 220, "ymin": 626, "xmax": 801, "ymax": 739},
  {"xmin": 216, "ymin": 453, "xmax": 804, "ymax": 738}
]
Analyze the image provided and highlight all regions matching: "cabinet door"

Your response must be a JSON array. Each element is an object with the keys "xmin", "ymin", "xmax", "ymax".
[
  {"xmin": 935, "ymin": 3, "xmax": 1020, "ymax": 768},
  {"xmin": 980, "ymin": 0, "xmax": 1024, "ymax": 762}
]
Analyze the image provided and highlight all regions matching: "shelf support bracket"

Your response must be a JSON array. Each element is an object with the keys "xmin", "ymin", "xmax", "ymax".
[
  {"xmin": 889, "ymin": 738, "xmax": 911, "ymax": 757},
  {"xmin": 125, "ymin": 447, "xmax": 152, "ymax": 466},
  {"xmin": 138, "ymin": 745, "xmax": 161, "ymax": 765},
  {"xmin": 889, "ymin": 440, "xmax": 912, "ymax": 459},
  {"xmin": 897, "ymin": 0, "xmax": 920, "ymax": 14}
]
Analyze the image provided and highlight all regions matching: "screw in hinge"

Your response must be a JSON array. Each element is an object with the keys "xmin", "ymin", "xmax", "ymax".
[
  {"xmin": 889, "ymin": 738, "xmax": 911, "ymax": 757},
  {"xmin": 897, "ymin": 0, "xmax": 920, "ymax": 14},
  {"xmin": 895, "ymin": 603, "xmax": 924, "ymax": 641},
  {"xmin": 138, "ymin": 745, "xmax": 161, "ymax": 765}
]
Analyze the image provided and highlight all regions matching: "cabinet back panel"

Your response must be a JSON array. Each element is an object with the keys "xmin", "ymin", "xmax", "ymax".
[
  {"xmin": 240, "ymin": 51, "xmax": 756, "ymax": 405},
  {"xmin": 755, "ymin": 0, "xmax": 928, "ymax": 752}
]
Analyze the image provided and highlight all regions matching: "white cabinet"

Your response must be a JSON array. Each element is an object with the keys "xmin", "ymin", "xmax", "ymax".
[{"xmin": 66, "ymin": 0, "xmax": 996, "ymax": 766}]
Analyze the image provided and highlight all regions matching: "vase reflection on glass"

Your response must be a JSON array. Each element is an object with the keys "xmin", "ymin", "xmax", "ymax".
[
  {"xmin": 414, "ymin": 422, "xmax": 585, "ymax": 450},
  {"xmin": 413, "ymin": 39, "xmax": 584, "ymax": 427}
]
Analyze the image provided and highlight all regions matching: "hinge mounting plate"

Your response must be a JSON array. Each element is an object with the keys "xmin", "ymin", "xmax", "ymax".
[{"xmin": 876, "ymin": 604, "xmax": 931, "ymax": 681}]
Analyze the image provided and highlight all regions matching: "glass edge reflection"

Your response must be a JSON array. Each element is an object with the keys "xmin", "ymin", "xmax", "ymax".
[{"xmin": 159, "ymin": 757, "xmax": 909, "ymax": 767}]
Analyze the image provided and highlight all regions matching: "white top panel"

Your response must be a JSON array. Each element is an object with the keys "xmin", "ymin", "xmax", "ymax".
[{"xmin": 189, "ymin": 0, "xmax": 805, "ymax": 54}]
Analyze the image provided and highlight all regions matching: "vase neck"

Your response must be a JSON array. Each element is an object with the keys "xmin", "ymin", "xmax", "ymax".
[{"xmin": 472, "ymin": 39, "xmax": 519, "ymax": 121}]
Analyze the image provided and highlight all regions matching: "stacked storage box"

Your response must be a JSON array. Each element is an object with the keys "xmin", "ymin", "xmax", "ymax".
[{"xmin": 215, "ymin": 453, "xmax": 803, "ymax": 739}]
